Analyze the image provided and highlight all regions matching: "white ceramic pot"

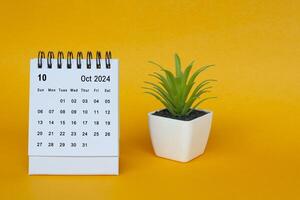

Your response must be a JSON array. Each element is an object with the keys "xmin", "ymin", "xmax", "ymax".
[{"xmin": 148, "ymin": 109, "xmax": 213, "ymax": 162}]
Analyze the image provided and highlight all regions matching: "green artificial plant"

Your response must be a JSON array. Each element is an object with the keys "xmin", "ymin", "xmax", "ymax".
[{"xmin": 144, "ymin": 54, "xmax": 216, "ymax": 117}]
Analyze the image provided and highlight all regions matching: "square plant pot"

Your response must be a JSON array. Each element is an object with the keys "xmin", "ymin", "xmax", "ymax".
[{"xmin": 148, "ymin": 109, "xmax": 213, "ymax": 162}]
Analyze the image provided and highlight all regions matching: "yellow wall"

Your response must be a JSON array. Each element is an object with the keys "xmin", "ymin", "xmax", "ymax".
[{"xmin": 0, "ymin": 0, "xmax": 299, "ymax": 199}]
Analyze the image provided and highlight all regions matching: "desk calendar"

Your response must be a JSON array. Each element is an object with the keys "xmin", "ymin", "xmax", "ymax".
[{"xmin": 28, "ymin": 51, "xmax": 119, "ymax": 175}]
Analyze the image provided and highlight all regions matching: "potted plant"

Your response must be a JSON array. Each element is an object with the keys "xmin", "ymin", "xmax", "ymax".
[{"xmin": 144, "ymin": 54, "xmax": 216, "ymax": 162}]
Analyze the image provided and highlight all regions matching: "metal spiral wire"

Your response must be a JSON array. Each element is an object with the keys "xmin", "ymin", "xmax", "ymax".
[{"xmin": 36, "ymin": 51, "xmax": 112, "ymax": 69}]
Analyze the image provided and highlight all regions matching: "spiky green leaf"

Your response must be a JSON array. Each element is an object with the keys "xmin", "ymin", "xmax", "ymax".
[{"xmin": 145, "ymin": 55, "xmax": 216, "ymax": 117}]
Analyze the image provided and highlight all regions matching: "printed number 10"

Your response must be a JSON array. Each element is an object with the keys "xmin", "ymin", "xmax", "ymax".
[{"xmin": 38, "ymin": 74, "xmax": 47, "ymax": 81}]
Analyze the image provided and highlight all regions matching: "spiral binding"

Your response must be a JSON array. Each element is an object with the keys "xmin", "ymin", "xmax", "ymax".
[
  {"xmin": 105, "ymin": 51, "xmax": 112, "ymax": 69},
  {"xmin": 37, "ymin": 51, "xmax": 112, "ymax": 69},
  {"xmin": 67, "ymin": 51, "xmax": 73, "ymax": 69},
  {"xmin": 38, "ymin": 51, "xmax": 45, "ymax": 68},
  {"xmin": 96, "ymin": 51, "xmax": 101, "ymax": 69},
  {"xmin": 57, "ymin": 51, "xmax": 64, "ymax": 69},
  {"xmin": 77, "ymin": 52, "xmax": 83, "ymax": 69},
  {"xmin": 47, "ymin": 51, "xmax": 54, "ymax": 68},
  {"xmin": 86, "ymin": 51, "xmax": 92, "ymax": 69}
]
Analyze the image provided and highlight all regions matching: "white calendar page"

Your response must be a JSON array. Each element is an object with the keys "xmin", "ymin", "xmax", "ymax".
[{"xmin": 28, "ymin": 58, "xmax": 119, "ymax": 174}]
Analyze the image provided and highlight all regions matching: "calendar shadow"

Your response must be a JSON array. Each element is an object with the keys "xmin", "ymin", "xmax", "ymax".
[{"xmin": 119, "ymin": 127, "xmax": 153, "ymax": 174}]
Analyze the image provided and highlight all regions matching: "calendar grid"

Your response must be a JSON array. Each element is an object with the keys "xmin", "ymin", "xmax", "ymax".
[{"xmin": 29, "ymin": 56, "xmax": 119, "ymax": 160}]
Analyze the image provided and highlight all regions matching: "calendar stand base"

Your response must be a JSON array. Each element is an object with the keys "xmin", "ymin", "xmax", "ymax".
[{"xmin": 29, "ymin": 156, "xmax": 119, "ymax": 175}]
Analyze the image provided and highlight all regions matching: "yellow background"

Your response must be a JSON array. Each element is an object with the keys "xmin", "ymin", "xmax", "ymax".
[{"xmin": 0, "ymin": 0, "xmax": 299, "ymax": 199}]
